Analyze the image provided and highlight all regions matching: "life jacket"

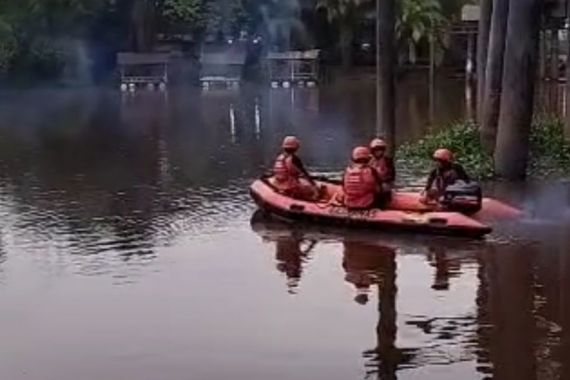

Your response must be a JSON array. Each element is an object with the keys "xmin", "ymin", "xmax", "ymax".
[
  {"xmin": 370, "ymin": 156, "xmax": 391, "ymax": 182},
  {"xmin": 343, "ymin": 164, "xmax": 377, "ymax": 209},
  {"xmin": 273, "ymin": 153, "xmax": 301, "ymax": 189}
]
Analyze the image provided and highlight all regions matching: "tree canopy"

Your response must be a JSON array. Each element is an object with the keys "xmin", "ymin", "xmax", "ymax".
[{"xmin": 0, "ymin": 0, "xmax": 472, "ymax": 79}]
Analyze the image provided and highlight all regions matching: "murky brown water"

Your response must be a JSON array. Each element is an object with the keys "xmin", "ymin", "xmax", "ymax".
[{"xmin": 0, "ymin": 77, "xmax": 569, "ymax": 380}]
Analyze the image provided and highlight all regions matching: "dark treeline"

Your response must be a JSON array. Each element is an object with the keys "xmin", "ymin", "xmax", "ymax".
[{"xmin": 0, "ymin": 0, "xmax": 472, "ymax": 83}]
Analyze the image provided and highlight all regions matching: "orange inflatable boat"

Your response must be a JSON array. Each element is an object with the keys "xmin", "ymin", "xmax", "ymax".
[{"xmin": 250, "ymin": 177, "xmax": 522, "ymax": 238}]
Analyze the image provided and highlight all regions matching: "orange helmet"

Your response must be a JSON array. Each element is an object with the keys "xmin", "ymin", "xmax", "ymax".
[
  {"xmin": 370, "ymin": 138, "xmax": 387, "ymax": 150},
  {"xmin": 433, "ymin": 148, "xmax": 453, "ymax": 162},
  {"xmin": 352, "ymin": 146, "xmax": 371, "ymax": 162},
  {"xmin": 282, "ymin": 136, "xmax": 300, "ymax": 150}
]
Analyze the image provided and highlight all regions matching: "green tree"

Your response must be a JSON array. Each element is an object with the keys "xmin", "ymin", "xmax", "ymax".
[
  {"xmin": 316, "ymin": 0, "xmax": 367, "ymax": 67},
  {"xmin": 162, "ymin": 0, "xmax": 206, "ymax": 29},
  {"xmin": 161, "ymin": 0, "xmax": 248, "ymax": 40},
  {"xmin": 397, "ymin": 0, "xmax": 447, "ymax": 64},
  {"xmin": 0, "ymin": 17, "xmax": 17, "ymax": 73},
  {"xmin": 0, "ymin": 0, "xmax": 109, "ymax": 77}
]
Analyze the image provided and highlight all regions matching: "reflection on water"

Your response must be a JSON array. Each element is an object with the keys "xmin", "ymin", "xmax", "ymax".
[
  {"xmin": 0, "ymin": 79, "xmax": 569, "ymax": 380},
  {"xmin": 252, "ymin": 212, "xmax": 570, "ymax": 380}
]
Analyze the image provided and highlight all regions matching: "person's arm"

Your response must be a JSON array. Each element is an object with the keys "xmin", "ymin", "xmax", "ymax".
[
  {"xmin": 424, "ymin": 169, "xmax": 437, "ymax": 191},
  {"xmin": 292, "ymin": 155, "xmax": 316, "ymax": 184}
]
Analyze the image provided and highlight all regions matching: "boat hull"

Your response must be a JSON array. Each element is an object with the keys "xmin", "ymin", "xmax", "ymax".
[{"xmin": 250, "ymin": 179, "xmax": 494, "ymax": 238}]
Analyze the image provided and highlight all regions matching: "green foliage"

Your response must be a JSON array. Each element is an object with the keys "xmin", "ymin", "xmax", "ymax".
[
  {"xmin": 398, "ymin": 117, "xmax": 570, "ymax": 180},
  {"xmin": 397, "ymin": 0, "xmax": 448, "ymax": 64},
  {"xmin": 0, "ymin": 18, "xmax": 17, "ymax": 73},
  {"xmin": 161, "ymin": 0, "xmax": 249, "ymax": 37},
  {"xmin": 163, "ymin": 0, "xmax": 205, "ymax": 27},
  {"xmin": 0, "ymin": 0, "xmax": 109, "ymax": 80},
  {"xmin": 528, "ymin": 116, "xmax": 570, "ymax": 177},
  {"xmin": 316, "ymin": 0, "xmax": 366, "ymax": 24},
  {"xmin": 204, "ymin": 0, "xmax": 249, "ymax": 36},
  {"xmin": 27, "ymin": 37, "xmax": 68, "ymax": 76},
  {"xmin": 397, "ymin": 121, "xmax": 494, "ymax": 179}
]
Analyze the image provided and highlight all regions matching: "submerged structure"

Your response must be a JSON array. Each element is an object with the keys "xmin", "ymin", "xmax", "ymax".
[
  {"xmin": 199, "ymin": 42, "xmax": 247, "ymax": 89},
  {"xmin": 117, "ymin": 52, "xmax": 170, "ymax": 92},
  {"xmin": 266, "ymin": 50, "xmax": 320, "ymax": 88}
]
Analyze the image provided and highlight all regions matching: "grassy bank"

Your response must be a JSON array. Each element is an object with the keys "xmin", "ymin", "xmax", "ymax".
[{"xmin": 397, "ymin": 117, "xmax": 570, "ymax": 180}]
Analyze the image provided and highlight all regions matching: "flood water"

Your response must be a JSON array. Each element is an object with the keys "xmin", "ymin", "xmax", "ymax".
[{"xmin": 0, "ymin": 76, "xmax": 570, "ymax": 380}]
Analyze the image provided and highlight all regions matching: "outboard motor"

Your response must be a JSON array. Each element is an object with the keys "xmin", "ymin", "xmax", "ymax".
[{"xmin": 441, "ymin": 181, "xmax": 483, "ymax": 214}]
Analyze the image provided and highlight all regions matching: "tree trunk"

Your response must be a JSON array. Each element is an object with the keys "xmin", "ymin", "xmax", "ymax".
[
  {"xmin": 466, "ymin": 32, "xmax": 477, "ymax": 120},
  {"xmin": 494, "ymin": 0, "xmax": 541, "ymax": 179},
  {"xmin": 561, "ymin": 232, "xmax": 570, "ymax": 380},
  {"xmin": 376, "ymin": 0, "xmax": 396, "ymax": 154},
  {"xmin": 566, "ymin": 7, "xmax": 570, "ymax": 140},
  {"xmin": 476, "ymin": 0, "xmax": 492, "ymax": 124},
  {"xmin": 130, "ymin": 0, "xmax": 156, "ymax": 52},
  {"xmin": 339, "ymin": 24, "xmax": 353, "ymax": 68},
  {"xmin": 539, "ymin": 30, "xmax": 546, "ymax": 79},
  {"xmin": 550, "ymin": 28, "xmax": 559, "ymax": 82},
  {"xmin": 480, "ymin": 0, "xmax": 509, "ymax": 153}
]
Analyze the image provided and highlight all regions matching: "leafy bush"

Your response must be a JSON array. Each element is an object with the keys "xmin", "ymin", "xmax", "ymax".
[
  {"xmin": 397, "ymin": 117, "xmax": 570, "ymax": 180},
  {"xmin": 528, "ymin": 116, "xmax": 570, "ymax": 177},
  {"xmin": 397, "ymin": 121, "xmax": 494, "ymax": 179},
  {"xmin": 27, "ymin": 37, "xmax": 68, "ymax": 78},
  {"xmin": 0, "ymin": 18, "xmax": 17, "ymax": 73}
]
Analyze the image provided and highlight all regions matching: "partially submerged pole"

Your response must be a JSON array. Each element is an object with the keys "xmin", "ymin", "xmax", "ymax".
[
  {"xmin": 480, "ymin": 0, "xmax": 510, "ymax": 153},
  {"xmin": 565, "ymin": 1, "xmax": 570, "ymax": 141},
  {"xmin": 466, "ymin": 31, "xmax": 477, "ymax": 120},
  {"xmin": 477, "ymin": 0, "xmax": 493, "ymax": 124},
  {"xmin": 495, "ymin": 0, "xmax": 541, "ymax": 179},
  {"xmin": 429, "ymin": 34, "xmax": 436, "ymax": 124},
  {"xmin": 376, "ymin": 0, "xmax": 396, "ymax": 154}
]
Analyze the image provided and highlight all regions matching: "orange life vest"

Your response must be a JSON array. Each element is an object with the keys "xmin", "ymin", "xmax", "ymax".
[
  {"xmin": 343, "ymin": 164, "xmax": 377, "ymax": 209},
  {"xmin": 273, "ymin": 153, "xmax": 301, "ymax": 189},
  {"xmin": 370, "ymin": 157, "xmax": 390, "ymax": 182}
]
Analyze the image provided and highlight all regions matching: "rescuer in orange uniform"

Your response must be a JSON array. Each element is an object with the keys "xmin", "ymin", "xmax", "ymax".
[
  {"xmin": 421, "ymin": 148, "xmax": 470, "ymax": 203},
  {"xmin": 342, "ymin": 146, "xmax": 382, "ymax": 210},
  {"xmin": 272, "ymin": 136, "xmax": 319, "ymax": 200},
  {"xmin": 369, "ymin": 138, "xmax": 395, "ymax": 206}
]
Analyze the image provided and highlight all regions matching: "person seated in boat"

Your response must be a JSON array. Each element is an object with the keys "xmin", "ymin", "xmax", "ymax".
[
  {"xmin": 342, "ymin": 146, "xmax": 382, "ymax": 210},
  {"xmin": 272, "ymin": 136, "xmax": 319, "ymax": 200},
  {"xmin": 421, "ymin": 148, "xmax": 470, "ymax": 204},
  {"xmin": 369, "ymin": 138, "xmax": 395, "ymax": 205}
]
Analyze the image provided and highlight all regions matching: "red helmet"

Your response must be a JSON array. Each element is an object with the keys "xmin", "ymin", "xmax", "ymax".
[
  {"xmin": 370, "ymin": 138, "xmax": 387, "ymax": 150},
  {"xmin": 433, "ymin": 148, "xmax": 453, "ymax": 162},
  {"xmin": 282, "ymin": 136, "xmax": 300, "ymax": 150},
  {"xmin": 352, "ymin": 146, "xmax": 371, "ymax": 162}
]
